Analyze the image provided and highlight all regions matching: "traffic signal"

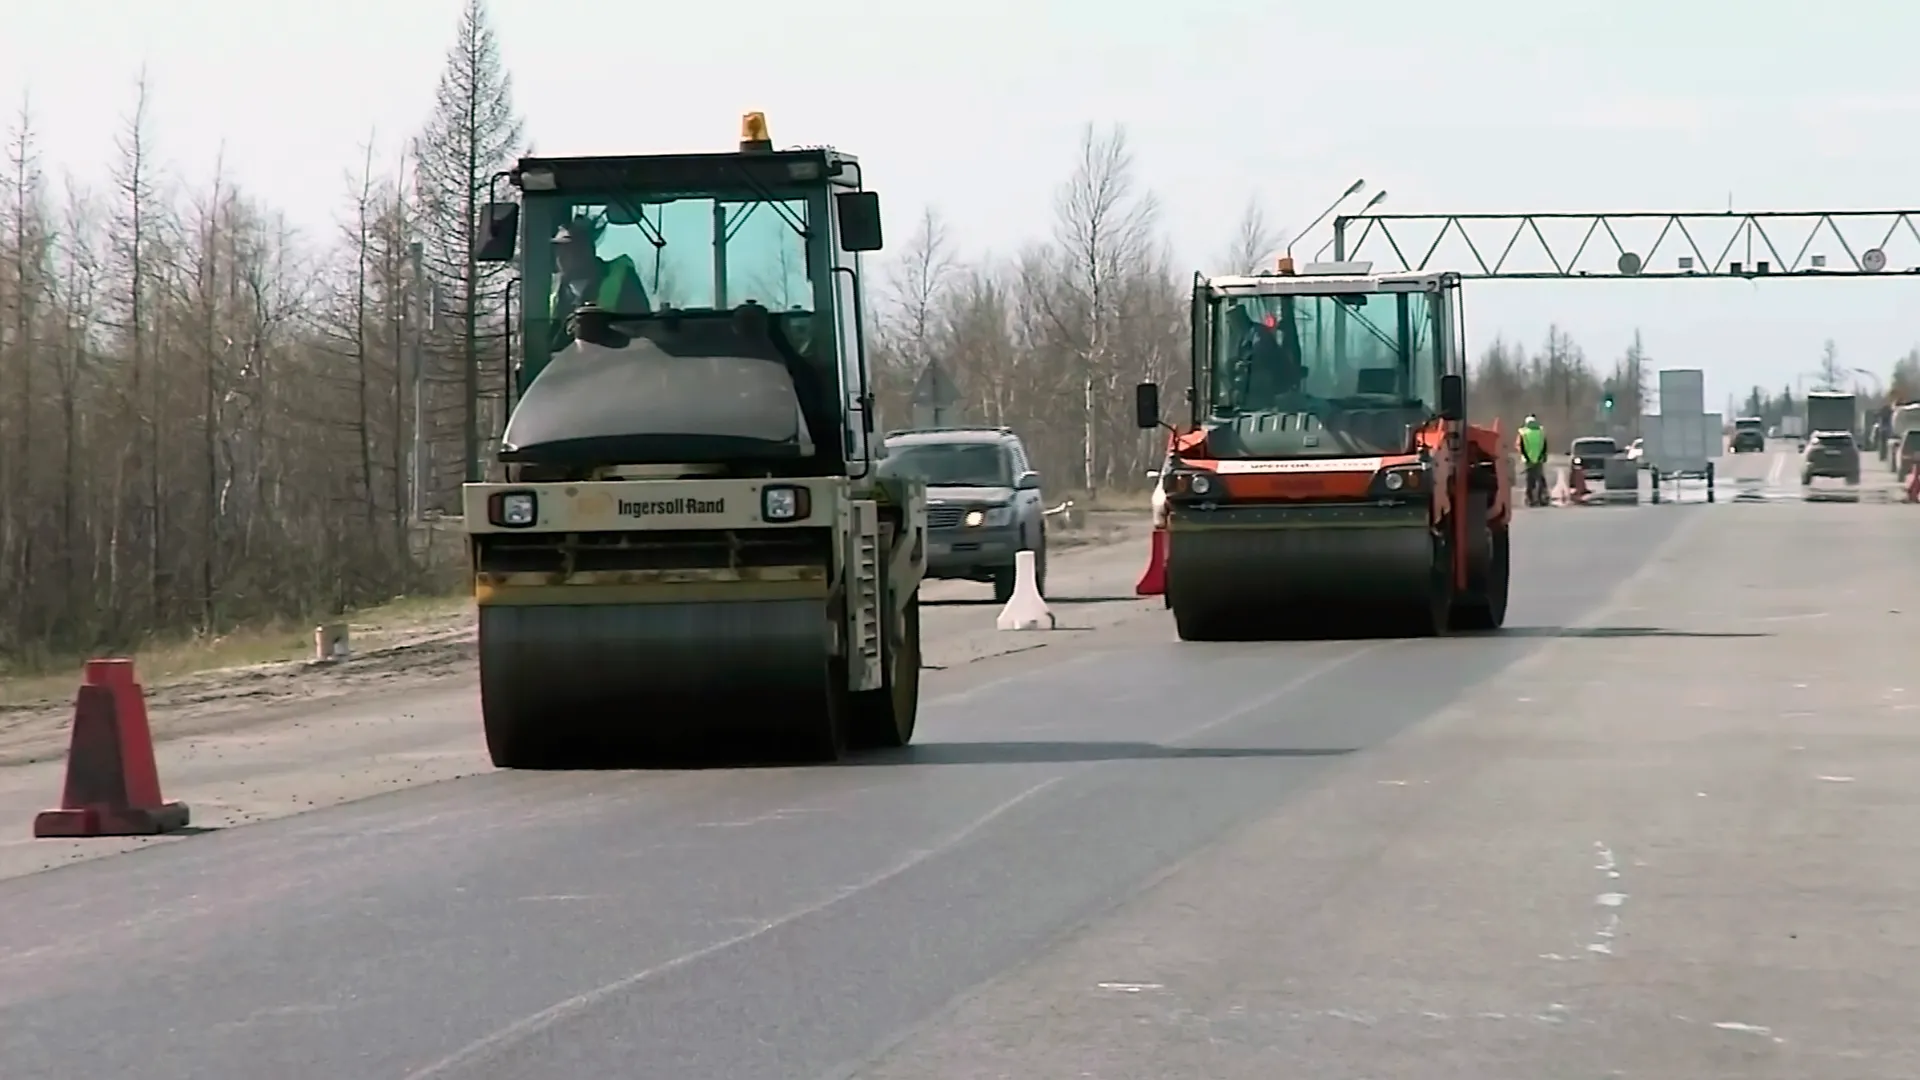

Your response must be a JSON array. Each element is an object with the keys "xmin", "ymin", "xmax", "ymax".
[{"xmin": 1602, "ymin": 393, "xmax": 1615, "ymax": 412}]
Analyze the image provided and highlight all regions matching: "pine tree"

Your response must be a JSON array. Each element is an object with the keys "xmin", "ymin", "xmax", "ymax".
[{"xmin": 411, "ymin": 0, "xmax": 524, "ymax": 496}]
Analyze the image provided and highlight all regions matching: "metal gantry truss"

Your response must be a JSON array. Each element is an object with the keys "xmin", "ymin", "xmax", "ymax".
[{"xmin": 1330, "ymin": 210, "xmax": 1920, "ymax": 280}]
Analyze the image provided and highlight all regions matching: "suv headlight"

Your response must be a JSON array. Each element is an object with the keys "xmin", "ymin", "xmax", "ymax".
[
  {"xmin": 965, "ymin": 506, "xmax": 1014, "ymax": 527},
  {"xmin": 487, "ymin": 490, "xmax": 538, "ymax": 527}
]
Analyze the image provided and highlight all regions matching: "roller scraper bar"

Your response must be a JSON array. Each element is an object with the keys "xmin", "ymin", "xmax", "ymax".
[{"xmin": 1331, "ymin": 210, "xmax": 1920, "ymax": 279}]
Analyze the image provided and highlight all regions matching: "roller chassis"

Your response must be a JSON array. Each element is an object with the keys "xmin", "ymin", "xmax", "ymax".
[
  {"xmin": 464, "ymin": 474, "xmax": 926, "ymax": 766},
  {"xmin": 1133, "ymin": 265, "xmax": 1512, "ymax": 644},
  {"xmin": 463, "ymin": 114, "xmax": 920, "ymax": 769}
]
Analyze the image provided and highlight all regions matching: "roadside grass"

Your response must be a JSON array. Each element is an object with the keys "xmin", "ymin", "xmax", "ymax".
[{"xmin": 0, "ymin": 591, "xmax": 474, "ymax": 707}]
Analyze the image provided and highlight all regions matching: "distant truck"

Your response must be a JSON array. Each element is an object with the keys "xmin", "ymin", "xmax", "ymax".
[
  {"xmin": 1805, "ymin": 391, "xmax": 1857, "ymax": 438},
  {"xmin": 1730, "ymin": 416, "xmax": 1765, "ymax": 453}
]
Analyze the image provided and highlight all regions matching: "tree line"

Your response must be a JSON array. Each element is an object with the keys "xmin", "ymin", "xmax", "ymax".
[
  {"xmin": 2, "ymin": 0, "xmax": 1912, "ymax": 663},
  {"xmin": 0, "ymin": 0, "xmax": 518, "ymax": 661}
]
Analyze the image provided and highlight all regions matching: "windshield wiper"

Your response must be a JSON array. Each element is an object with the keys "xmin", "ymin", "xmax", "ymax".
[{"xmin": 722, "ymin": 161, "xmax": 809, "ymax": 239}]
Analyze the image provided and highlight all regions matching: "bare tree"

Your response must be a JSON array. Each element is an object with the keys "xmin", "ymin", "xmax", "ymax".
[
  {"xmin": 1047, "ymin": 122, "xmax": 1159, "ymax": 492},
  {"xmin": 1817, "ymin": 338, "xmax": 1844, "ymax": 390},
  {"xmin": 1219, "ymin": 196, "xmax": 1285, "ymax": 275},
  {"xmin": 0, "ymin": 94, "xmax": 49, "ymax": 641},
  {"xmin": 106, "ymin": 71, "xmax": 168, "ymax": 623}
]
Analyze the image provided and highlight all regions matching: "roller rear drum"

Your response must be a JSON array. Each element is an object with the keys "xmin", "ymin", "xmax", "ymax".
[{"xmin": 479, "ymin": 599, "xmax": 847, "ymax": 767}]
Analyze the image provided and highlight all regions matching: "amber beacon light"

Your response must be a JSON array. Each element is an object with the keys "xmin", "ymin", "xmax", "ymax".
[{"xmin": 740, "ymin": 111, "xmax": 772, "ymax": 152}]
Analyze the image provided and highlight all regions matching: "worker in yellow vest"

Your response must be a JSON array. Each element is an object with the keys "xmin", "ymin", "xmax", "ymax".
[{"xmin": 1516, "ymin": 415, "xmax": 1549, "ymax": 506}]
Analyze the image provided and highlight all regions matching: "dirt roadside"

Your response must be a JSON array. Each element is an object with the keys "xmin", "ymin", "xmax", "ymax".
[{"xmin": 0, "ymin": 510, "xmax": 1151, "ymax": 768}]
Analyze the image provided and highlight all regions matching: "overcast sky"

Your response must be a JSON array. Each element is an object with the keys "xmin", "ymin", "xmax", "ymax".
[{"xmin": 4, "ymin": 0, "xmax": 1917, "ymax": 408}]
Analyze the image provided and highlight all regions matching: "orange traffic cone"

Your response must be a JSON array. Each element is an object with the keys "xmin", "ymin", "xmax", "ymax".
[
  {"xmin": 1568, "ymin": 464, "xmax": 1590, "ymax": 505},
  {"xmin": 1135, "ymin": 527, "xmax": 1168, "ymax": 596},
  {"xmin": 1906, "ymin": 463, "xmax": 1920, "ymax": 503}
]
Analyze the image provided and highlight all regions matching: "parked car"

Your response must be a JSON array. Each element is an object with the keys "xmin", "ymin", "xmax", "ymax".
[
  {"xmin": 879, "ymin": 427, "xmax": 1048, "ymax": 601},
  {"xmin": 1569, "ymin": 436, "xmax": 1619, "ymax": 484},
  {"xmin": 1898, "ymin": 429, "xmax": 1920, "ymax": 479}
]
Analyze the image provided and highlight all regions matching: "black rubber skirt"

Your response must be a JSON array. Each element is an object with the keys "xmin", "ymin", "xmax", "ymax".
[
  {"xmin": 1165, "ymin": 519, "xmax": 1437, "ymax": 640},
  {"xmin": 478, "ymin": 598, "xmax": 838, "ymax": 763}
]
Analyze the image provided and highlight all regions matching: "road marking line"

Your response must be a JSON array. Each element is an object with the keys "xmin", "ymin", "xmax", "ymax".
[
  {"xmin": 398, "ymin": 775, "xmax": 1067, "ymax": 1080},
  {"xmin": 1171, "ymin": 644, "xmax": 1389, "ymax": 744}
]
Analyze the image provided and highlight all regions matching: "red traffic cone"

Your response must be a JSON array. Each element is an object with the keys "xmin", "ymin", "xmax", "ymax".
[
  {"xmin": 34, "ymin": 659, "xmax": 190, "ymax": 838},
  {"xmin": 1569, "ymin": 464, "xmax": 1590, "ymax": 504},
  {"xmin": 1906, "ymin": 464, "xmax": 1920, "ymax": 503},
  {"xmin": 1135, "ymin": 527, "xmax": 1168, "ymax": 596}
]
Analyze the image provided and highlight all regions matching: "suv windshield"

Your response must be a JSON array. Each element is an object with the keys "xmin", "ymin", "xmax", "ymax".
[
  {"xmin": 1572, "ymin": 438, "xmax": 1617, "ymax": 456},
  {"xmin": 882, "ymin": 443, "xmax": 1011, "ymax": 487}
]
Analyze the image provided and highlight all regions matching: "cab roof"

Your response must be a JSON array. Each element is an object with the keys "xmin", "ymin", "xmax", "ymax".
[
  {"xmin": 884, "ymin": 427, "xmax": 1015, "ymax": 447},
  {"xmin": 1202, "ymin": 270, "xmax": 1455, "ymax": 296}
]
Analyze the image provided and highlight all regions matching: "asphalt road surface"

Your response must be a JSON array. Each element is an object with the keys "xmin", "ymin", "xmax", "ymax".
[{"xmin": 4, "ymin": 485, "xmax": 1918, "ymax": 1078}]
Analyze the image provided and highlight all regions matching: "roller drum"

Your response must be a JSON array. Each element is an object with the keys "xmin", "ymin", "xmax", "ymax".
[
  {"xmin": 479, "ymin": 598, "xmax": 843, "ymax": 766},
  {"xmin": 1166, "ymin": 522, "xmax": 1439, "ymax": 640}
]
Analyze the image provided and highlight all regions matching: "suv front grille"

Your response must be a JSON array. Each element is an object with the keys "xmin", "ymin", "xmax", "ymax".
[{"xmin": 927, "ymin": 507, "xmax": 965, "ymax": 529}]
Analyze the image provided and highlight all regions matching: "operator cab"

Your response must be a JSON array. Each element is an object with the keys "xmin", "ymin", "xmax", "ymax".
[
  {"xmin": 1133, "ymin": 258, "xmax": 1468, "ymax": 457},
  {"xmin": 474, "ymin": 113, "xmax": 886, "ymax": 482}
]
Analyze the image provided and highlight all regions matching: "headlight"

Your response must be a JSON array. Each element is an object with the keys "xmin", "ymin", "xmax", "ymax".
[
  {"xmin": 1163, "ymin": 469, "xmax": 1223, "ymax": 499},
  {"xmin": 963, "ymin": 506, "xmax": 1015, "ymax": 527},
  {"xmin": 762, "ymin": 484, "xmax": 812, "ymax": 522},
  {"xmin": 1370, "ymin": 465, "xmax": 1426, "ymax": 498},
  {"xmin": 488, "ymin": 490, "xmax": 537, "ymax": 527}
]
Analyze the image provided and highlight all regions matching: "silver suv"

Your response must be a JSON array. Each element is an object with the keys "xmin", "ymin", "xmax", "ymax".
[
  {"xmin": 1802, "ymin": 430, "xmax": 1861, "ymax": 485},
  {"xmin": 879, "ymin": 427, "xmax": 1048, "ymax": 601}
]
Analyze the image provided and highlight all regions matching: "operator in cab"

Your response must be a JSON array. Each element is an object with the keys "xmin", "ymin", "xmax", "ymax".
[
  {"xmin": 1516, "ymin": 414, "xmax": 1549, "ymax": 505},
  {"xmin": 549, "ymin": 213, "xmax": 650, "ymax": 346},
  {"xmin": 1226, "ymin": 302, "xmax": 1305, "ymax": 403}
]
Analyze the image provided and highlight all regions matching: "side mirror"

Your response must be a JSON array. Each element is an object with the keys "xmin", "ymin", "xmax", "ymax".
[
  {"xmin": 836, "ymin": 191, "xmax": 884, "ymax": 252},
  {"xmin": 1015, "ymin": 470, "xmax": 1041, "ymax": 490},
  {"xmin": 1134, "ymin": 382, "xmax": 1161, "ymax": 430},
  {"xmin": 1438, "ymin": 373, "xmax": 1465, "ymax": 421},
  {"xmin": 476, "ymin": 202, "xmax": 520, "ymax": 263}
]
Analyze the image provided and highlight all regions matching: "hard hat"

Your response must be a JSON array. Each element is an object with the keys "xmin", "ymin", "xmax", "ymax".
[
  {"xmin": 1524, "ymin": 414, "xmax": 1540, "ymax": 427},
  {"xmin": 552, "ymin": 213, "xmax": 602, "ymax": 245}
]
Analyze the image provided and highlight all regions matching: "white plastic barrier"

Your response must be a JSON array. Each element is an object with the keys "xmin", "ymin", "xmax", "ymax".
[{"xmin": 995, "ymin": 550, "xmax": 1056, "ymax": 631}]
